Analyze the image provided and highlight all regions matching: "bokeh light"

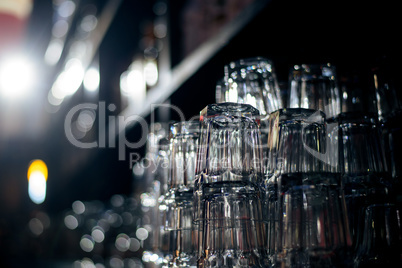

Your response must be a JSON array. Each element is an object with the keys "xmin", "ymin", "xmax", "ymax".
[
  {"xmin": 64, "ymin": 214, "xmax": 79, "ymax": 230},
  {"xmin": 52, "ymin": 19, "xmax": 69, "ymax": 38},
  {"xmin": 28, "ymin": 172, "xmax": 47, "ymax": 204},
  {"xmin": 44, "ymin": 39, "xmax": 64, "ymax": 65},
  {"xmin": 0, "ymin": 54, "xmax": 36, "ymax": 99},
  {"xmin": 115, "ymin": 233, "xmax": 130, "ymax": 252},
  {"xmin": 29, "ymin": 218, "xmax": 44, "ymax": 236},
  {"xmin": 72, "ymin": 200, "xmax": 86, "ymax": 214},
  {"xmin": 120, "ymin": 60, "xmax": 146, "ymax": 101},
  {"xmin": 144, "ymin": 60, "xmax": 158, "ymax": 87},
  {"xmin": 57, "ymin": 0, "xmax": 76, "ymax": 18},
  {"xmin": 135, "ymin": 227, "xmax": 148, "ymax": 241},
  {"xmin": 50, "ymin": 57, "xmax": 85, "ymax": 104},
  {"xmin": 110, "ymin": 194, "xmax": 124, "ymax": 207},
  {"xmin": 27, "ymin": 160, "xmax": 48, "ymax": 204},
  {"xmin": 80, "ymin": 234, "xmax": 95, "ymax": 252},
  {"xmin": 76, "ymin": 109, "xmax": 96, "ymax": 132},
  {"xmin": 83, "ymin": 67, "xmax": 100, "ymax": 92},
  {"xmin": 140, "ymin": 193, "xmax": 156, "ymax": 207},
  {"xmin": 91, "ymin": 227, "xmax": 105, "ymax": 243},
  {"xmin": 27, "ymin": 159, "xmax": 48, "ymax": 181},
  {"xmin": 129, "ymin": 238, "xmax": 140, "ymax": 252},
  {"xmin": 80, "ymin": 15, "xmax": 98, "ymax": 32},
  {"xmin": 109, "ymin": 256, "xmax": 124, "ymax": 268}
]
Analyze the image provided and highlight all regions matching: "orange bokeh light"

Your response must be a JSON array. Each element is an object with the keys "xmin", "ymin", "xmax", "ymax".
[{"xmin": 27, "ymin": 159, "xmax": 48, "ymax": 181}]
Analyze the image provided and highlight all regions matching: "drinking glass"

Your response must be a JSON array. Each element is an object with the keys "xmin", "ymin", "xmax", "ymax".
[
  {"xmin": 165, "ymin": 121, "xmax": 200, "ymax": 267},
  {"xmin": 331, "ymin": 112, "xmax": 391, "ymax": 254},
  {"xmin": 156, "ymin": 137, "xmax": 171, "ymax": 196},
  {"xmin": 338, "ymin": 69, "xmax": 377, "ymax": 115},
  {"xmin": 288, "ymin": 63, "xmax": 340, "ymax": 119},
  {"xmin": 380, "ymin": 114, "xmax": 402, "ymax": 195},
  {"xmin": 372, "ymin": 56, "xmax": 402, "ymax": 122},
  {"xmin": 264, "ymin": 108, "xmax": 351, "ymax": 267},
  {"xmin": 169, "ymin": 121, "xmax": 200, "ymax": 192},
  {"xmin": 223, "ymin": 57, "xmax": 282, "ymax": 115},
  {"xmin": 371, "ymin": 57, "xmax": 402, "ymax": 197},
  {"xmin": 354, "ymin": 203, "xmax": 402, "ymax": 267},
  {"xmin": 155, "ymin": 137, "xmax": 172, "ymax": 266},
  {"xmin": 194, "ymin": 102, "xmax": 266, "ymax": 267},
  {"xmin": 139, "ymin": 123, "xmax": 168, "ymax": 266}
]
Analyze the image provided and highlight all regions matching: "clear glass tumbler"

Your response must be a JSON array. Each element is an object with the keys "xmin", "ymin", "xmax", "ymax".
[
  {"xmin": 164, "ymin": 121, "xmax": 200, "ymax": 267},
  {"xmin": 329, "ymin": 112, "xmax": 391, "ymax": 255},
  {"xmin": 223, "ymin": 57, "xmax": 282, "ymax": 115},
  {"xmin": 169, "ymin": 121, "xmax": 200, "ymax": 192},
  {"xmin": 194, "ymin": 102, "xmax": 266, "ymax": 267},
  {"xmin": 288, "ymin": 63, "xmax": 340, "ymax": 119},
  {"xmin": 371, "ymin": 57, "xmax": 402, "ymax": 201},
  {"xmin": 264, "ymin": 108, "xmax": 351, "ymax": 268},
  {"xmin": 156, "ymin": 137, "xmax": 173, "ymax": 266}
]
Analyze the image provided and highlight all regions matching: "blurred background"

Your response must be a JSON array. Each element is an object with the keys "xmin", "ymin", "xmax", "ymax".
[{"xmin": 0, "ymin": 0, "xmax": 399, "ymax": 267}]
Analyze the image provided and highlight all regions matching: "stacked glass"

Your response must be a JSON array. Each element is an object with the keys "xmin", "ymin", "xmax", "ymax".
[
  {"xmin": 331, "ymin": 113, "xmax": 391, "ymax": 255},
  {"xmin": 372, "ymin": 60, "xmax": 402, "ymax": 266},
  {"xmin": 164, "ymin": 121, "xmax": 200, "ymax": 267},
  {"xmin": 217, "ymin": 57, "xmax": 283, "ymax": 181},
  {"xmin": 329, "ymin": 66, "xmax": 396, "ymax": 263},
  {"xmin": 139, "ymin": 123, "xmax": 168, "ymax": 267},
  {"xmin": 286, "ymin": 61, "xmax": 402, "ymax": 266},
  {"xmin": 372, "ymin": 57, "xmax": 402, "ymax": 199},
  {"xmin": 156, "ymin": 137, "xmax": 172, "ymax": 267},
  {"xmin": 263, "ymin": 108, "xmax": 351, "ymax": 267},
  {"xmin": 194, "ymin": 103, "xmax": 266, "ymax": 267},
  {"xmin": 146, "ymin": 57, "xmax": 402, "ymax": 267}
]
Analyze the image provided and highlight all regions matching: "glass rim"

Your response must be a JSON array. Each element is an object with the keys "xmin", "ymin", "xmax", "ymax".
[
  {"xmin": 290, "ymin": 62, "xmax": 336, "ymax": 80},
  {"xmin": 200, "ymin": 102, "xmax": 260, "ymax": 119},
  {"xmin": 224, "ymin": 56, "xmax": 274, "ymax": 73},
  {"xmin": 270, "ymin": 108, "xmax": 326, "ymax": 122},
  {"xmin": 229, "ymin": 56, "xmax": 273, "ymax": 66}
]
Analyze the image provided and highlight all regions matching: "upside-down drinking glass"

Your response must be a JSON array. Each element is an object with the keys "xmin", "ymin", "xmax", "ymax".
[
  {"xmin": 194, "ymin": 102, "xmax": 266, "ymax": 267},
  {"xmin": 372, "ymin": 57, "xmax": 402, "ymax": 197},
  {"xmin": 329, "ymin": 112, "xmax": 391, "ymax": 255},
  {"xmin": 156, "ymin": 137, "xmax": 172, "ymax": 266},
  {"xmin": 165, "ymin": 121, "xmax": 200, "ymax": 267},
  {"xmin": 288, "ymin": 63, "xmax": 340, "ymax": 119},
  {"xmin": 223, "ymin": 57, "xmax": 282, "ymax": 115},
  {"xmin": 264, "ymin": 108, "xmax": 351, "ymax": 267}
]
